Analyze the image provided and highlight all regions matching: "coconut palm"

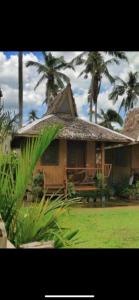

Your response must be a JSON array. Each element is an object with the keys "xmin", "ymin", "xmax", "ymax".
[
  {"xmin": 18, "ymin": 52, "xmax": 23, "ymax": 128},
  {"xmin": 109, "ymin": 71, "xmax": 139, "ymax": 113},
  {"xmin": 71, "ymin": 51, "xmax": 128, "ymax": 123},
  {"xmin": 28, "ymin": 110, "xmax": 39, "ymax": 122},
  {"xmin": 98, "ymin": 108, "xmax": 123, "ymax": 129},
  {"xmin": 26, "ymin": 52, "xmax": 74, "ymax": 109}
]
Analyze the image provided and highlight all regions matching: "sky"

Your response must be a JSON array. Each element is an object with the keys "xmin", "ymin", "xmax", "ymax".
[{"xmin": 0, "ymin": 51, "xmax": 139, "ymax": 127}]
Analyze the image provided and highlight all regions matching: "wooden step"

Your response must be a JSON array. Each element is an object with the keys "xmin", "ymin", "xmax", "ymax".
[{"xmin": 75, "ymin": 186, "xmax": 97, "ymax": 191}]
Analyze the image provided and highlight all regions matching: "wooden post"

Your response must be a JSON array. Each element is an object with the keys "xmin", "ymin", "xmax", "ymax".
[
  {"xmin": 64, "ymin": 166, "xmax": 67, "ymax": 197},
  {"xmin": 101, "ymin": 143, "xmax": 105, "ymax": 185},
  {"xmin": 101, "ymin": 143, "xmax": 105, "ymax": 206},
  {"xmin": 63, "ymin": 140, "xmax": 67, "ymax": 197}
]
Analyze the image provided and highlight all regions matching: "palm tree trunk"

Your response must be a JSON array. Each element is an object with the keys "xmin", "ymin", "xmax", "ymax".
[
  {"xmin": 18, "ymin": 52, "xmax": 23, "ymax": 128},
  {"xmin": 94, "ymin": 79, "xmax": 101, "ymax": 124},
  {"xmin": 89, "ymin": 99, "xmax": 93, "ymax": 122},
  {"xmin": 95, "ymin": 101, "xmax": 97, "ymax": 123}
]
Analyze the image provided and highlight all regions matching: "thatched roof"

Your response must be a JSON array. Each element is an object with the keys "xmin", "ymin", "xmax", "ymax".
[
  {"xmin": 16, "ymin": 84, "xmax": 134, "ymax": 143},
  {"xmin": 46, "ymin": 83, "xmax": 78, "ymax": 117},
  {"xmin": 17, "ymin": 115, "xmax": 134, "ymax": 143},
  {"xmin": 122, "ymin": 108, "xmax": 139, "ymax": 141}
]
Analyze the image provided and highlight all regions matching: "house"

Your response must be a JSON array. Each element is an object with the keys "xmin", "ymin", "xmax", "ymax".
[
  {"xmin": 11, "ymin": 84, "xmax": 133, "ymax": 194},
  {"xmin": 105, "ymin": 108, "xmax": 139, "ymax": 185}
]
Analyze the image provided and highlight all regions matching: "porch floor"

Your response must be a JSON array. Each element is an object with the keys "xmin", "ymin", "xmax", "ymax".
[{"xmin": 75, "ymin": 186, "xmax": 97, "ymax": 191}]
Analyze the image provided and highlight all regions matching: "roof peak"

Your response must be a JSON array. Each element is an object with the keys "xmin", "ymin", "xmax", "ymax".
[{"xmin": 46, "ymin": 84, "xmax": 78, "ymax": 118}]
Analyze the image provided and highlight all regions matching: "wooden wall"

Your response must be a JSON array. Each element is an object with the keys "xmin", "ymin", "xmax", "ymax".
[
  {"xmin": 105, "ymin": 145, "xmax": 132, "ymax": 184},
  {"xmin": 36, "ymin": 139, "xmax": 67, "ymax": 187},
  {"xmin": 86, "ymin": 141, "xmax": 96, "ymax": 176},
  {"xmin": 131, "ymin": 144, "xmax": 139, "ymax": 169},
  {"xmin": 35, "ymin": 140, "xmax": 96, "ymax": 187}
]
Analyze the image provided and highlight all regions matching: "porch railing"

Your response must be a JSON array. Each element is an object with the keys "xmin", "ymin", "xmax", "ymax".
[
  {"xmin": 96, "ymin": 163, "xmax": 112, "ymax": 177},
  {"xmin": 64, "ymin": 164, "xmax": 112, "ymax": 193}
]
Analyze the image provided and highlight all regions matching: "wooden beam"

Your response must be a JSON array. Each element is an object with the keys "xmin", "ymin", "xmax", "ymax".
[{"xmin": 101, "ymin": 143, "xmax": 105, "ymax": 184}]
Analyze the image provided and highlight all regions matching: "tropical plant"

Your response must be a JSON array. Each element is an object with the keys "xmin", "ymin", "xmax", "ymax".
[
  {"xmin": 28, "ymin": 109, "xmax": 39, "ymax": 122},
  {"xmin": 26, "ymin": 52, "xmax": 74, "ymax": 108},
  {"xmin": 0, "ymin": 106, "xmax": 18, "ymax": 148},
  {"xmin": 18, "ymin": 51, "xmax": 23, "ymax": 128},
  {"xmin": 0, "ymin": 125, "xmax": 61, "ymax": 234},
  {"xmin": 135, "ymin": 180, "xmax": 139, "ymax": 191},
  {"xmin": 98, "ymin": 108, "xmax": 123, "ymax": 129},
  {"xmin": 31, "ymin": 171, "xmax": 44, "ymax": 200},
  {"xmin": 71, "ymin": 51, "xmax": 128, "ymax": 123},
  {"xmin": 9, "ymin": 196, "xmax": 79, "ymax": 248},
  {"xmin": 0, "ymin": 124, "xmax": 80, "ymax": 248},
  {"xmin": 109, "ymin": 71, "xmax": 139, "ymax": 113},
  {"xmin": 67, "ymin": 180, "xmax": 76, "ymax": 198}
]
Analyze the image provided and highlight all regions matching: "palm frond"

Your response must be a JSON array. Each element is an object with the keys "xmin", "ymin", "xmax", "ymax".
[
  {"xmin": 119, "ymin": 98, "xmax": 126, "ymax": 112},
  {"xmin": 107, "ymin": 109, "xmax": 123, "ymax": 126},
  {"xmin": 109, "ymin": 85, "xmax": 125, "ymax": 104},
  {"xmin": 103, "ymin": 67, "xmax": 115, "ymax": 83},
  {"xmin": 105, "ymin": 51, "xmax": 128, "ymax": 62},
  {"xmin": 70, "ymin": 52, "xmax": 87, "ymax": 66},
  {"xmin": 26, "ymin": 61, "xmax": 42, "ymax": 68},
  {"xmin": 114, "ymin": 76, "xmax": 127, "ymax": 87},
  {"xmin": 54, "ymin": 73, "xmax": 65, "ymax": 89},
  {"xmin": 41, "ymin": 51, "xmax": 48, "ymax": 62},
  {"xmin": 78, "ymin": 69, "xmax": 86, "ymax": 78},
  {"xmin": 0, "ymin": 125, "xmax": 61, "ymax": 233},
  {"xmin": 34, "ymin": 74, "xmax": 46, "ymax": 90},
  {"xmin": 56, "ymin": 72, "xmax": 70, "ymax": 84},
  {"xmin": 105, "ymin": 58, "xmax": 120, "ymax": 66}
]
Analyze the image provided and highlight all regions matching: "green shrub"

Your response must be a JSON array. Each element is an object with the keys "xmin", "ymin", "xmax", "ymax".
[
  {"xmin": 67, "ymin": 180, "xmax": 76, "ymax": 198},
  {"xmin": 112, "ymin": 177, "xmax": 130, "ymax": 197},
  {"xmin": 0, "ymin": 124, "xmax": 81, "ymax": 248},
  {"xmin": 9, "ymin": 197, "xmax": 79, "ymax": 248},
  {"xmin": 75, "ymin": 185, "xmax": 112, "ymax": 200},
  {"xmin": 135, "ymin": 180, "xmax": 139, "ymax": 191},
  {"xmin": 0, "ymin": 125, "xmax": 61, "ymax": 236},
  {"xmin": 31, "ymin": 172, "xmax": 44, "ymax": 200}
]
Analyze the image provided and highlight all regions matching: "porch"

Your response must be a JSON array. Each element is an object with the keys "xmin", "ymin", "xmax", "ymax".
[
  {"xmin": 40, "ymin": 140, "xmax": 112, "ymax": 195},
  {"xmin": 64, "ymin": 163, "xmax": 112, "ymax": 194}
]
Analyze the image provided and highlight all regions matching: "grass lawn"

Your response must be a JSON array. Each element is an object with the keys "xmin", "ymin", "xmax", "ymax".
[{"xmin": 60, "ymin": 206, "xmax": 139, "ymax": 248}]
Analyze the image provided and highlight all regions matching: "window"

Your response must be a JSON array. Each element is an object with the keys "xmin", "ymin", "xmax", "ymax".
[{"xmin": 41, "ymin": 140, "xmax": 59, "ymax": 165}]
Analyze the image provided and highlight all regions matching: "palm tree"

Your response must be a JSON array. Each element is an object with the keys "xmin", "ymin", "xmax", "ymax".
[
  {"xmin": 98, "ymin": 108, "xmax": 123, "ymax": 129},
  {"xmin": 26, "ymin": 52, "xmax": 74, "ymax": 109},
  {"xmin": 18, "ymin": 52, "xmax": 23, "ymax": 128},
  {"xmin": 71, "ymin": 51, "xmax": 128, "ymax": 123},
  {"xmin": 109, "ymin": 71, "xmax": 139, "ymax": 113},
  {"xmin": 28, "ymin": 110, "xmax": 39, "ymax": 122}
]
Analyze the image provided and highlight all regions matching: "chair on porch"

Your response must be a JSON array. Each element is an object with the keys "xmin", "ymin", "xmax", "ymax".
[{"xmin": 67, "ymin": 169, "xmax": 97, "ymax": 187}]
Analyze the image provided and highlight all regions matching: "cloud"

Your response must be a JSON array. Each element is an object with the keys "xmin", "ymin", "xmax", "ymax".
[
  {"xmin": 0, "ymin": 52, "xmax": 46, "ymax": 118},
  {"xmin": 0, "ymin": 51, "xmax": 139, "ymax": 126}
]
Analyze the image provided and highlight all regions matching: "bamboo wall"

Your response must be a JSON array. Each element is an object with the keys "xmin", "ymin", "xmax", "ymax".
[
  {"xmin": 86, "ymin": 141, "xmax": 96, "ymax": 176},
  {"xmin": 36, "ymin": 140, "xmax": 96, "ymax": 187},
  {"xmin": 105, "ymin": 146, "xmax": 132, "ymax": 184},
  {"xmin": 36, "ymin": 139, "xmax": 67, "ymax": 186},
  {"xmin": 131, "ymin": 144, "xmax": 139, "ymax": 169}
]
